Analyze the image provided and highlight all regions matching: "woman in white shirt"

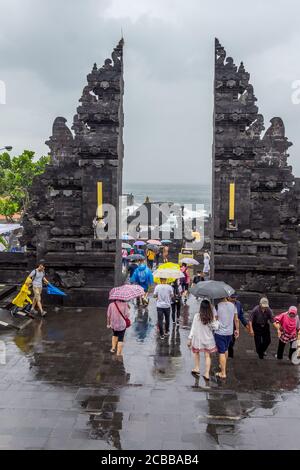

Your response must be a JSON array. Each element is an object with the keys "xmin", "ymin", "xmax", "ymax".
[{"xmin": 187, "ymin": 299, "xmax": 217, "ymax": 380}]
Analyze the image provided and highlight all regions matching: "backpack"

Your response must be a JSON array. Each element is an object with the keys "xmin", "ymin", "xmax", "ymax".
[{"xmin": 147, "ymin": 250, "xmax": 155, "ymax": 261}]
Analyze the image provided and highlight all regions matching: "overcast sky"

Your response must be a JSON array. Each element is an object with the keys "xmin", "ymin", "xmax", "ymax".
[{"xmin": 1, "ymin": 0, "xmax": 300, "ymax": 184}]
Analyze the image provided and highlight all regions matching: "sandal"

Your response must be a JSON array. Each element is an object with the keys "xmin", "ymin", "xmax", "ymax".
[
  {"xmin": 110, "ymin": 348, "xmax": 116, "ymax": 353},
  {"xmin": 191, "ymin": 369, "xmax": 200, "ymax": 376},
  {"xmin": 215, "ymin": 372, "xmax": 226, "ymax": 380},
  {"xmin": 202, "ymin": 375, "xmax": 210, "ymax": 381}
]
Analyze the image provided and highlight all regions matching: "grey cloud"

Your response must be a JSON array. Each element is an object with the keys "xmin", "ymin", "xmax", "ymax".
[{"xmin": 0, "ymin": 0, "xmax": 300, "ymax": 183}]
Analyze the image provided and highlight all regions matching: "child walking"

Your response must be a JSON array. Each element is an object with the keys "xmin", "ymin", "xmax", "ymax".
[{"xmin": 187, "ymin": 299, "xmax": 217, "ymax": 380}]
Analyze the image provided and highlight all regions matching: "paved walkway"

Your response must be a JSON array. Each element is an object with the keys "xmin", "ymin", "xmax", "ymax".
[{"xmin": 0, "ymin": 298, "xmax": 300, "ymax": 450}]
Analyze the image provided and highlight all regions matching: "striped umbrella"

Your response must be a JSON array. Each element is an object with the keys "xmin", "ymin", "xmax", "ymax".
[{"xmin": 109, "ymin": 284, "xmax": 145, "ymax": 301}]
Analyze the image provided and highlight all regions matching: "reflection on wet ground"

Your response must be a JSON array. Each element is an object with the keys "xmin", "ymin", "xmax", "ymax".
[{"xmin": 0, "ymin": 297, "xmax": 300, "ymax": 450}]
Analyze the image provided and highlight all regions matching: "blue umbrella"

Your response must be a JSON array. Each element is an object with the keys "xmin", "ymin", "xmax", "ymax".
[
  {"xmin": 46, "ymin": 283, "xmax": 67, "ymax": 296},
  {"xmin": 134, "ymin": 240, "xmax": 146, "ymax": 246},
  {"xmin": 161, "ymin": 240, "xmax": 172, "ymax": 244}
]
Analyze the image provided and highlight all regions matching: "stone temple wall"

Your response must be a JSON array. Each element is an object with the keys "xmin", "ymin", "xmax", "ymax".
[
  {"xmin": 0, "ymin": 40, "xmax": 124, "ymax": 306},
  {"xmin": 212, "ymin": 39, "xmax": 300, "ymax": 308}
]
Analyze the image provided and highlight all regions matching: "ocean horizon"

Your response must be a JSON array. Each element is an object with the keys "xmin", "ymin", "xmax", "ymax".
[{"xmin": 123, "ymin": 182, "xmax": 212, "ymax": 215}]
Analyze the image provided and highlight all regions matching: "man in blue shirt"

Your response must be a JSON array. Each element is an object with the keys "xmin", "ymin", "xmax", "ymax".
[{"xmin": 228, "ymin": 294, "xmax": 248, "ymax": 358}]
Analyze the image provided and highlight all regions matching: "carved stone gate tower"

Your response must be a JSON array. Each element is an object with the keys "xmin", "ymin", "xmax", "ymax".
[
  {"xmin": 18, "ymin": 40, "xmax": 125, "ymax": 306},
  {"xmin": 212, "ymin": 38, "xmax": 300, "ymax": 308}
]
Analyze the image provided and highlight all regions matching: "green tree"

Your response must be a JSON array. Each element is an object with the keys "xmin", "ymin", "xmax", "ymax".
[{"xmin": 0, "ymin": 150, "xmax": 50, "ymax": 222}]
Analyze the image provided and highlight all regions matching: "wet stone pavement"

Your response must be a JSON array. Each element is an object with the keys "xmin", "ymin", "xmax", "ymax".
[{"xmin": 0, "ymin": 297, "xmax": 300, "ymax": 450}]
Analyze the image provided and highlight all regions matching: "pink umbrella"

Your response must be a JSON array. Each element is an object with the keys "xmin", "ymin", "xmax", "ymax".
[
  {"xmin": 147, "ymin": 239, "xmax": 162, "ymax": 246},
  {"xmin": 109, "ymin": 284, "xmax": 145, "ymax": 301}
]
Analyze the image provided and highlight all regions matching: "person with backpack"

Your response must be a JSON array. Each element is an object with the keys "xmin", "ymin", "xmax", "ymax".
[
  {"xmin": 29, "ymin": 264, "xmax": 49, "ymax": 317},
  {"xmin": 180, "ymin": 263, "xmax": 190, "ymax": 303},
  {"xmin": 153, "ymin": 278, "xmax": 174, "ymax": 339},
  {"xmin": 146, "ymin": 248, "xmax": 155, "ymax": 270},
  {"xmin": 171, "ymin": 280, "xmax": 182, "ymax": 326},
  {"xmin": 130, "ymin": 261, "xmax": 154, "ymax": 305},
  {"xmin": 107, "ymin": 300, "xmax": 130, "ymax": 356}
]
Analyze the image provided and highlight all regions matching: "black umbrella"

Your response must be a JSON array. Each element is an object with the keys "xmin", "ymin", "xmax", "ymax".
[
  {"xmin": 126, "ymin": 254, "xmax": 145, "ymax": 261},
  {"xmin": 190, "ymin": 280, "xmax": 235, "ymax": 299}
]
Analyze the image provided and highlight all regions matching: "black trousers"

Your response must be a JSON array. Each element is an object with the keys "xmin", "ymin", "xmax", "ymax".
[
  {"xmin": 157, "ymin": 307, "xmax": 170, "ymax": 336},
  {"xmin": 171, "ymin": 301, "xmax": 181, "ymax": 322},
  {"xmin": 228, "ymin": 335, "xmax": 235, "ymax": 358},
  {"xmin": 254, "ymin": 325, "xmax": 271, "ymax": 359},
  {"xmin": 148, "ymin": 260, "xmax": 154, "ymax": 269},
  {"xmin": 277, "ymin": 340, "xmax": 296, "ymax": 360}
]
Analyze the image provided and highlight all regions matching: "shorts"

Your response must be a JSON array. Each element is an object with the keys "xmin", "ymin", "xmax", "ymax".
[
  {"xmin": 33, "ymin": 286, "xmax": 43, "ymax": 303},
  {"xmin": 113, "ymin": 329, "xmax": 126, "ymax": 342},
  {"xmin": 214, "ymin": 333, "xmax": 232, "ymax": 354}
]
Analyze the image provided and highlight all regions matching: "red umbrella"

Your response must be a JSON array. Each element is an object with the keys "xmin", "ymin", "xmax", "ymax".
[{"xmin": 109, "ymin": 284, "xmax": 144, "ymax": 301}]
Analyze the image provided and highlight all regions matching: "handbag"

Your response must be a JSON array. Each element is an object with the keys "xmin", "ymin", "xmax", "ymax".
[
  {"xmin": 211, "ymin": 319, "xmax": 220, "ymax": 331},
  {"xmin": 114, "ymin": 302, "xmax": 131, "ymax": 328}
]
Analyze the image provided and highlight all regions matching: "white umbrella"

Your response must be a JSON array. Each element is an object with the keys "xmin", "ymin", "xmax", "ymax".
[
  {"xmin": 181, "ymin": 258, "xmax": 199, "ymax": 266},
  {"xmin": 153, "ymin": 269, "xmax": 185, "ymax": 280}
]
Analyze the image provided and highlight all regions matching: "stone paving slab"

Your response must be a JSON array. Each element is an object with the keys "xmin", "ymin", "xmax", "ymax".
[{"xmin": 0, "ymin": 299, "xmax": 300, "ymax": 449}]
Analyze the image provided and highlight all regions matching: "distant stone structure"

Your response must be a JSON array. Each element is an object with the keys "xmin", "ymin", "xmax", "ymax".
[
  {"xmin": 212, "ymin": 39, "xmax": 300, "ymax": 307},
  {"xmin": 0, "ymin": 40, "xmax": 124, "ymax": 306}
]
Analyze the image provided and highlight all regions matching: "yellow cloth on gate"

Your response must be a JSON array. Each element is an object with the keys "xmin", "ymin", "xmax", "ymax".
[{"xmin": 12, "ymin": 279, "xmax": 33, "ymax": 308}]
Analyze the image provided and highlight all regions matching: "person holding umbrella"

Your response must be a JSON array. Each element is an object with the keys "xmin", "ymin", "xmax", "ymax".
[
  {"xmin": 153, "ymin": 278, "xmax": 174, "ymax": 339},
  {"xmin": 29, "ymin": 263, "xmax": 49, "ymax": 317},
  {"xmin": 107, "ymin": 300, "xmax": 130, "ymax": 356},
  {"xmin": 107, "ymin": 285, "xmax": 144, "ymax": 355},
  {"xmin": 227, "ymin": 294, "xmax": 248, "ymax": 358},
  {"xmin": 180, "ymin": 263, "xmax": 191, "ymax": 304},
  {"xmin": 214, "ymin": 297, "xmax": 239, "ymax": 379},
  {"xmin": 187, "ymin": 299, "xmax": 218, "ymax": 379}
]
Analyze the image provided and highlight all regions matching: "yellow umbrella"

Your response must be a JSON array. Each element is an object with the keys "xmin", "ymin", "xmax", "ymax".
[
  {"xmin": 154, "ymin": 262, "xmax": 181, "ymax": 284},
  {"xmin": 157, "ymin": 262, "xmax": 180, "ymax": 271}
]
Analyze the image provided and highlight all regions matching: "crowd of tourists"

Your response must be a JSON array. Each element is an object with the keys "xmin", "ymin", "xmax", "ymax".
[{"xmin": 107, "ymin": 243, "xmax": 300, "ymax": 382}]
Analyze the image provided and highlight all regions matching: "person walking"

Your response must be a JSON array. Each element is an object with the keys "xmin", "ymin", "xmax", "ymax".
[
  {"xmin": 130, "ymin": 261, "xmax": 154, "ymax": 306},
  {"xmin": 203, "ymin": 251, "xmax": 210, "ymax": 280},
  {"xmin": 187, "ymin": 299, "xmax": 218, "ymax": 380},
  {"xmin": 127, "ymin": 261, "xmax": 138, "ymax": 278},
  {"xmin": 227, "ymin": 294, "xmax": 248, "ymax": 358},
  {"xmin": 192, "ymin": 271, "xmax": 205, "ymax": 286},
  {"xmin": 171, "ymin": 280, "xmax": 182, "ymax": 325},
  {"xmin": 214, "ymin": 297, "xmax": 239, "ymax": 379},
  {"xmin": 122, "ymin": 248, "xmax": 128, "ymax": 270},
  {"xmin": 29, "ymin": 264, "xmax": 49, "ymax": 317},
  {"xmin": 153, "ymin": 278, "xmax": 173, "ymax": 339},
  {"xmin": 107, "ymin": 300, "xmax": 130, "ymax": 356},
  {"xmin": 146, "ymin": 248, "xmax": 155, "ymax": 270},
  {"xmin": 180, "ymin": 263, "xmax": 190, "ymax": 304},
  {"xmin": 273, "ymin": 306, "xmax": 300, "ymax": 360},
  {"xmin": 162, "ymin": 245, "xmax": 169, "ymax": 263},
  {"xmin": 248, "ymin": 297, "xmax": 274, "ymax": 359}
]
